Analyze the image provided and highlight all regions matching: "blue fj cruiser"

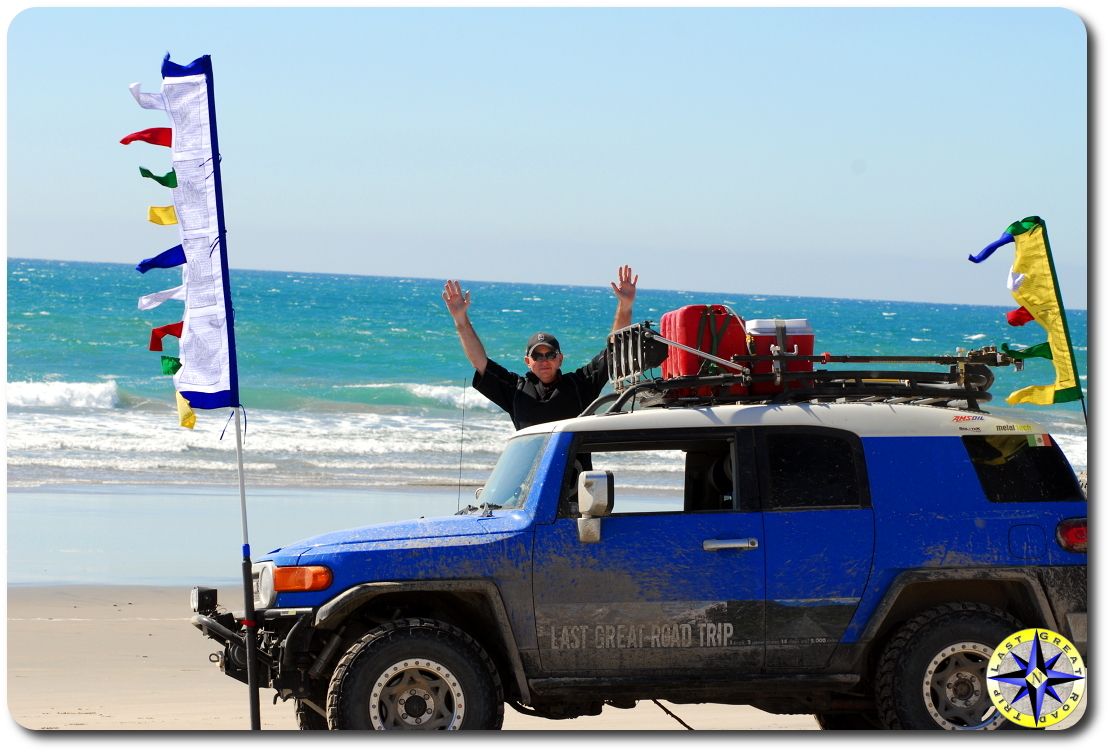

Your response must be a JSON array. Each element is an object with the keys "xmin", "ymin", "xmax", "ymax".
[{"xmin": 191, "ymin": 325, "xmax": 1087, "ymax": 730}]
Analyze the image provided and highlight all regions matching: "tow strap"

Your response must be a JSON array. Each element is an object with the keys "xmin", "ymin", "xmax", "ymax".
[{"xmin": 695, "ymin": 305, "xmax": 738, "ymax": 376}]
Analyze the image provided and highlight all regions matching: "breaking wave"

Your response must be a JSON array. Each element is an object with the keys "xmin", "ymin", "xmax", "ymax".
[
  {"xmin": 7, "ymin": 381, "xmax": 119, "ymax": 409},
  {"xmin": 340, "ymin": 382, "xmax": 499, "ymax": 411}
]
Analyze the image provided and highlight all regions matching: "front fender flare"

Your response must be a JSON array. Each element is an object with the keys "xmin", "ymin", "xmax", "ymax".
[{"xmin": 314, "ymin": 579, "xmax": 530, "ymax": 705}]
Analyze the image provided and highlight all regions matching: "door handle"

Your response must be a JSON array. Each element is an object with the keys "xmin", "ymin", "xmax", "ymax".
[{"xmin": 703, "ymin": 538, "xmax": 758, "ymax": 552}]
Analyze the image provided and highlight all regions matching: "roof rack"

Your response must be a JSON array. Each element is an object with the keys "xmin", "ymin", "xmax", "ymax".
[{"xmin": 582, "ymin": 321, "xmax": 1020, "ymax": 416}]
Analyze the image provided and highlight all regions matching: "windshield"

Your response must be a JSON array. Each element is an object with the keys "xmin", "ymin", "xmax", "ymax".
[{"xmin": 475, "ymin": 434, "xmax": 549, "ymax": 511}]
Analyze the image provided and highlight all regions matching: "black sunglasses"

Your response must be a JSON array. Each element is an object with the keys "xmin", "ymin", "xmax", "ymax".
[{"xmin": 530, "ymin": 350, "xmax": 560, "ymax": 361}]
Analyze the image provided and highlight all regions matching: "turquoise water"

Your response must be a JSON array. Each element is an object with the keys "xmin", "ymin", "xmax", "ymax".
[
  {"xmin": 6, "ymin": 257, "xmax": 1088, "ymax": 585},
  {"xmin": 6, "ymin": 258, "xmax": 1088, "ymax": 406},
  {"xmin": 7, "ymin": 257, "xmax": 1087, "ymax": 490}
]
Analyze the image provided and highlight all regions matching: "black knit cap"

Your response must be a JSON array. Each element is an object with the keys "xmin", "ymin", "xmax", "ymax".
[{"xmin": 525, "ymin": 332, "xmax": 561, "ymax": 357}]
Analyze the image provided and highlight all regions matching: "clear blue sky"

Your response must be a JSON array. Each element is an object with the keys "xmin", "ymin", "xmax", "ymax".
[{"xmin": 5, "ymin": 6, "xmax": 1089, "ymax": 308}]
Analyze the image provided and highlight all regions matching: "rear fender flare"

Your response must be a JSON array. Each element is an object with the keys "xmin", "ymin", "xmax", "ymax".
[{"xmin": 858, "ymin": 567, "xmax": 1057, "ymax": 648}]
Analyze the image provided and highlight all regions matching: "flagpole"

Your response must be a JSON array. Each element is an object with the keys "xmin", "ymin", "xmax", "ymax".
[
  {"xmin": 130, "ymin": 54, "xmax": 258, "ymax": 728},
  {"xmin": 1039, "ymin": 220, "xmax": 1087, "ymax": 424},
  {"xmin": 234, "ymin": 406, "xmax": 262, "ymax": 730},
  {"xmin": 200, "ymin": 55, "xmax": 259, "ymax": 730}
]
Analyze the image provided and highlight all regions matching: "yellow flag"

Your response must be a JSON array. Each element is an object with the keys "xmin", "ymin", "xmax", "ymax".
[
  {"xmin": 176, "ymin": 391, "xmax": 196, "ymax": 429},
  {"xmin": 1004, "ymin": 222, "xmax": 1082, "ymax": 406},
  {"xmin": 148, "ymin": 205, "xmax": 178, "ymax": 225}
]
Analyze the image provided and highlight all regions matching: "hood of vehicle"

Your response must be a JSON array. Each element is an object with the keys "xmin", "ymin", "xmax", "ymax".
[{"xmin": 272, "ymin": 509, "xmax": 534, "ymax": 555}]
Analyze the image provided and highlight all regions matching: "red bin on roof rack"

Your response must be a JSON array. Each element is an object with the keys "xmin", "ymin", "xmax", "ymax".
[
  {"xmin": 660, "ymin": 305, "xmax": 748, "ymax": 397},
  {"xmin": 746, "ymin": 318, "xmax": 815, "ymax": 395}
]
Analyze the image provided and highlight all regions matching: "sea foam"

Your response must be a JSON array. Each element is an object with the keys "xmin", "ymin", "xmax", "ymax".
[
  {"xmin": 344, "ymin": 382, "xmax": 499, "ymax": 411},
  {"xmin": 7, "ymin": 381, "xmax": 119, "ymax": 409}
]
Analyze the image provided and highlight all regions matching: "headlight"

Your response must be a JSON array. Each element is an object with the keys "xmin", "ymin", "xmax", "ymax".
[
  {"xmin": 252, "ymin": 562, "xmax": 275, "ymax": 610},
  {"xmin": 190, "ymin": 586, "xmax": 217, "ymax": 614}
]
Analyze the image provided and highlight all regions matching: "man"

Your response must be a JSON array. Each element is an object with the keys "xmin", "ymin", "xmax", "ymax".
[{"xmin": 442, "ymin": 266, "xmax": 638, "ymax": 430}]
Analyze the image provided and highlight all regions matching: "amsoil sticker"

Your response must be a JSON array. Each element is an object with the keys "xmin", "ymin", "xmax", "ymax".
[{"xmin": 986, "ymin": 628, "xmax": 1085, "ymax": 728}]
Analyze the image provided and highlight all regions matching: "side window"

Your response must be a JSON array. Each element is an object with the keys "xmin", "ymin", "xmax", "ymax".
[
  {"xmin": 759, "ymin": 428, "xmax": 870, "ymax": 510},
  {"xmin": 962, "ymin": 436, "xmax": 1084, "ymax": 503},
  {"xmin": 558, "ymin": 432, "xmax": 758, "ymax": 517}
]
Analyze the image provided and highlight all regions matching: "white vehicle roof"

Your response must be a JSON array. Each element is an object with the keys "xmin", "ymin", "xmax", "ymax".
[{"xmin": 515, "ymin": 401, "xmax": 1049, "ymax": 439}]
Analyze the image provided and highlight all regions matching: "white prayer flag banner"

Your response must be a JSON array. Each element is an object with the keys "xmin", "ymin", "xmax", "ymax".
[{"xmin": 128, "ymin": 54, "xmax": 239, "ymax": 412}]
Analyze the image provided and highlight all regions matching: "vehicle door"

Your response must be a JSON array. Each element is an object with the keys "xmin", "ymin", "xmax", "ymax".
[
  {"xmin": 755, "ymin": 426, "xmax": 875, "ymax": 668},
  {"xmin": 531, "ymin": 429, "xmax": 765, "ymax": 672}
]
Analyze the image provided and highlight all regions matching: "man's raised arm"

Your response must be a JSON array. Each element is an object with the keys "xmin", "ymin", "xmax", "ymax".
[
  {"xmin": 610, "ymin": 264, "xmax": 638, "ymax": 332},
  {"xmin": 443, "ymin": 280, "xmax": 489, "ymax": 376}
]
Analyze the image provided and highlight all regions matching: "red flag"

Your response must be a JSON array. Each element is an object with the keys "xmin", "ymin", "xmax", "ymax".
[
  {"xmin": 150, "ymin": 321, "xmax": 184, "ymax": 351},
  {"xmin": 1005, "ymin": 306, "xmax": 1035, "ymax": 326},
  {"xmin": 121, "ymin": 128, "xmax": 172, "ymax": 147}
]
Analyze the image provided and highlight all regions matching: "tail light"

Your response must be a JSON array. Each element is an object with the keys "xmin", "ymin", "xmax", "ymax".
[
  {"xmin": 1056, "ymin": 518, "xmax": 1087, "ymax": 553},
  {"xmin": 273, "ymin": 565, "xmax": 333, "ymax": 592}
]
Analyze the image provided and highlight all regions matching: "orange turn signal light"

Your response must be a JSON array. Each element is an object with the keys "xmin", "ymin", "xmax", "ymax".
[{"xmin": 273, "ymin": 566, "xmax": 333, "ymax": 592}]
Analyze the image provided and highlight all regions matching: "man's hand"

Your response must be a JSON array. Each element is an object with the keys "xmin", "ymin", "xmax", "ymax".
[
  {"xmin": 443, "ymin": 280, "xmax": 488, "ymax": 374},
  {"xmin": 442, "ymin": 280, "xmax": 471, "ymax": 320},
  {"xmin": 610, "ymin": 265, "xmax": 638, "ymax": 332},
  {"xmin": 610, "ymin": 265, "xmax": 638, "ymax": 307}
]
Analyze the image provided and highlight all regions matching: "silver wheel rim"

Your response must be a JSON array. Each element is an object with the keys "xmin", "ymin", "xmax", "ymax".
[
  {"xmin": 921, "ymin": 641, "xmax": 1004, "ymax": 730},
  {"xmin": 369, "ymin": 657, "xmax": 466, "ymax": 730}
]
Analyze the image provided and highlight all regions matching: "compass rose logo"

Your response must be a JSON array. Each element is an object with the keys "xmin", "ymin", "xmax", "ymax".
[{"xmin": 986, "ymin": 628, "xmax": 1086, "ymax": 728}]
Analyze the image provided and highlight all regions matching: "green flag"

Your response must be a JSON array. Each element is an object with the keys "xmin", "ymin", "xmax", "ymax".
[
  {"xmin": 139, "ymin": 167, "xmax": 178, "ymax": 188},
  {"xmin": 999, "ymin": 342, "xmax": 1054, "ymax": 361},
  {"xmin": 161, "ymin": 355, "xmax": 182, "ymax": 375}
]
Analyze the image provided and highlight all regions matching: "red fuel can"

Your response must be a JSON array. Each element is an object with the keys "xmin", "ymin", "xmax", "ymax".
[{"xmin": 660, "ymin": 305, "xmax": 748, "ymax": 396}]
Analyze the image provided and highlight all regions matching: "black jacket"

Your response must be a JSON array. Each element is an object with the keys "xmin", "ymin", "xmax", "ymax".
[{"xmin": 473, "ymin": 351, "xmax": 609, "ymax": 430}]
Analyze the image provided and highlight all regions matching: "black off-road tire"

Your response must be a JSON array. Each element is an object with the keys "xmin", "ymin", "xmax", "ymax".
[
  {"xmin": 814, "ymin": 712, "xmax": 885, "ymax": 730},
  {"xmin": 326, "ymin": 618, "xmax": 504, "ymax": 730},
  {"xmin": 875, "ymin": 602, "xmax": 1022, "ymax": 730},
  {"xmin": 295, "ymin": 698, "xmax": 329, "ymax": 730}
]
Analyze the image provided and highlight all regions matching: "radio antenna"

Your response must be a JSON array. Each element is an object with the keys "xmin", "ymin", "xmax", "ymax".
[{"xmin": 457, "ymin": 376, "xmax": 466, "ymax": 511}]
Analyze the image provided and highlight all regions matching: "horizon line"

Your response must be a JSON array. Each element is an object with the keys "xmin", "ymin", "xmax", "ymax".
[{"xmin": 7, "ymin": 255, "xmax": 1089, "ymax": 312}]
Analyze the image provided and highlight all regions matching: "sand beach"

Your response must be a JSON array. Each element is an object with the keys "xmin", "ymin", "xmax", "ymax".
[{"xmin": 7, "ymin": 585, "xmax": 821, "ymax": 731}]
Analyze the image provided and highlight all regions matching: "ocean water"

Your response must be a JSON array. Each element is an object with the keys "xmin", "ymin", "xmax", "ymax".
[
  {"xmin": 5, "ymin": 258, "xmax": 1088, "ymax": 585},
  {"xmin": 7, "ymin": 257, "xmax": 1088, "ymax": 490}
]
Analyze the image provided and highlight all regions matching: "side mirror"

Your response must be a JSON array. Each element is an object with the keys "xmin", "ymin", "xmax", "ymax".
[{"xmin": 577, "ymin": 471, "xmax": 614, "ymax": 543}]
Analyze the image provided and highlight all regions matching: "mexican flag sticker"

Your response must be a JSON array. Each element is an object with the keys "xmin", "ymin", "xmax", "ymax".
[{"xmin": 1027, "ymin": 434, "xmax": 1052, "ymax": 447}]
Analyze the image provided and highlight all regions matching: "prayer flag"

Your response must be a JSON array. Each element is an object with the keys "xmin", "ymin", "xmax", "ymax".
[
  {"xmin": 129, "ymin": 54, "xmax": 239, "ymax": 414},
  {"xmin": 138, "ymin": 284, "xmax": 186, "ymax": 311},
  {"xmin": 148, "ymin": 205, "xmax": 178, "ymax": 225},
  {"xmin": 149, "ymin": 321, "xmax": 183, "ymax": 351},
  {"xmin": 162, "ymin": 356, "xmax": 182, "ymax": 375},
  {"xmin": 140, "ymin": 167, "xmax": 178, "ymax": 188},
  {"xmin": 968, "ymin": 217, "xmax": 1083, "ymax": 406},
  {"xmin": 129, "ymin": 82, "xmax": 165, "ymax": 110},
  {"xmin": 136, "ymin": 245, "xmax": 186, "ymax": 274},
  {"xmin": 1000, "ymin": 342, "xmax": 1053, "ymax": 361},
  {"xmin": 968, "ymin": 232, "xmax": 1015, "ymax": 264},
  {"xmin": 176, "ymin": 391, "xmax": 196, "ymax": 429},
  {"xmin": 120, "ymin": 127, "xmax": 172, "ymax": 147},
  {"xmin": 1005, "ymin": 306, "xmax": 1035, "ymax": 326}
]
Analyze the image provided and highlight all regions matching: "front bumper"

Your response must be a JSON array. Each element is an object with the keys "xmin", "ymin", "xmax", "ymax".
[{"xmin": 191, "ymin": 586, "xmax": 324, "ymax": 700}]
